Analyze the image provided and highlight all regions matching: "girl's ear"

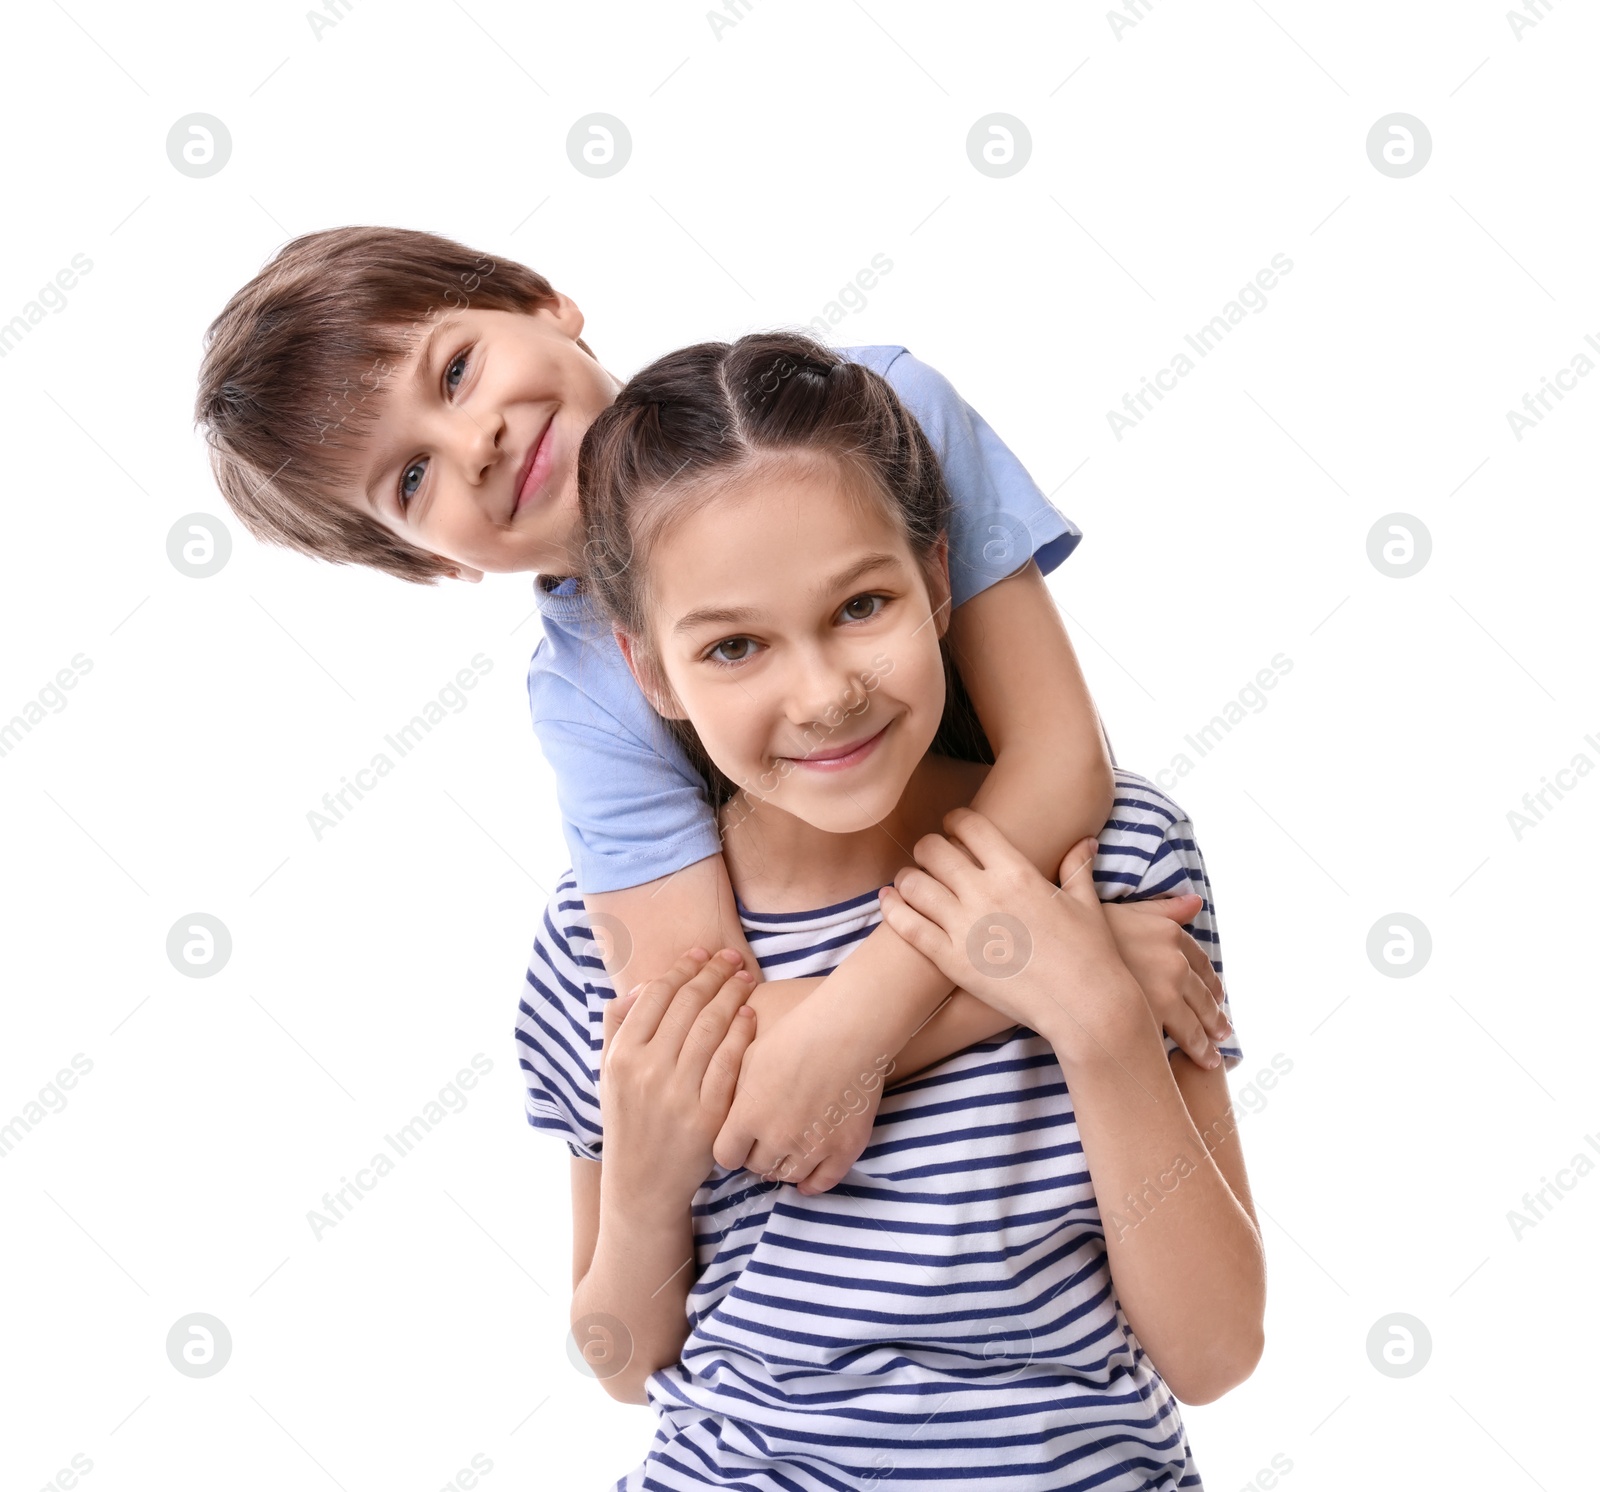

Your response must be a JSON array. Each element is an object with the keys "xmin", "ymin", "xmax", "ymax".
[
  {"xmin": 615, "ymin": 630, "xmax": 687, "ymax": 719},
  {"xmin": 923, "ymin": 532, "xmax": 953, "ymax": 640},
  {"xmin": 450, "ymin": 563, "xmax": 484, "ymax": 583}
]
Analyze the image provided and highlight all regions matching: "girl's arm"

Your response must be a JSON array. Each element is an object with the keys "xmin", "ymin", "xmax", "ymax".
[
  {"xmin": 880, "ymin": 817, "xmax": 1266, "ymax": 1403},
  {"xmin": 1049, "ymin": 1017, "xmax": 1264, "ymax": 1403},
  {"xmin": 568, "ymin": 950, "xmax": 756, "ymax": 1405},
  {"xmin": 568, "ymin": 1155, "xmax": 695, "ymax": 1405}
]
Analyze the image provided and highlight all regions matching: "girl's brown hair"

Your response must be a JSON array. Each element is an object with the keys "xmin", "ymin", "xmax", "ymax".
[
  {"xmin": 577, "ymin": 331, "xmax": 991, "ymax": 808},
  {"xmin": 193, "ymin": 226, "xmax": 592, "ymax": 582}
]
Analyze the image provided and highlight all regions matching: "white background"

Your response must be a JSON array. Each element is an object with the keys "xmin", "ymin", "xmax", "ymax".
[{"xmin": 1, "ymin": 1, "xmax": 1595, "ymax": 1488}]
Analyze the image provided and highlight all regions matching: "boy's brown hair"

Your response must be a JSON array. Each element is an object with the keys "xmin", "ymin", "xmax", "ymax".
[{"xmin": 194, "ymin": 226, "xmax": 591, "ymax": 583}]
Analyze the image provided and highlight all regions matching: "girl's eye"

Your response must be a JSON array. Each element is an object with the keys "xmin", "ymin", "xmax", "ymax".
[
  {"xmin": 840, "ymin": 593, "xmax": 886, "ymax": 622},
  {"xmin": 399, "ymin": 459, "xmax": 426, "ymax": 507},
  {"xmin": 705, "ymin": 637, "xmax": 759, "ymax": 666},
  {"xmin": 444, "ymin": 347, "xmax": 470, "ymax": 394}
]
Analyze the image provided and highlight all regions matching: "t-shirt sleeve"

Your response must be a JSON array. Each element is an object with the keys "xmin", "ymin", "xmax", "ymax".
[
  {"xmin": 1094, "ymin": 775, "xmax": 1243, "ymax": 1070},
  {"xmin": 527, "ymin": 641, "xmax": 724, "ymax": 896},
  {"xmin": 876, "ymin": 349, "xmax": 1083, "ymax": 609},
  {"xmin": 514, "ymin": 884, "xmax": 608, "ymax": 1161}
]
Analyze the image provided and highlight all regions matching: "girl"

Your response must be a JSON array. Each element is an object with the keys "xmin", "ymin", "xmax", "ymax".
[{"xmin": 516, "ymin": 332, "xmax": 1264, "ymax": 1489}]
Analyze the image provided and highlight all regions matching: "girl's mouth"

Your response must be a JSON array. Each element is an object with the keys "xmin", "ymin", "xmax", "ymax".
[{"xmin": 782, "ymin": 722, "xmax": 889, "ymax": 773}]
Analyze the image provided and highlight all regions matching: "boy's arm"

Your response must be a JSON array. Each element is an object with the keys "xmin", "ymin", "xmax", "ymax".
[
  {"xmin": 583, "ymin": 853, "xmax": 761, "ymax": 991},
  {"xmin": 948, "ymin": 559, "xmax": 1115, "ymax": 874},
  {"xmin": 712, "ymin": 561, "xmax": 1115, "ymax": 1189}
]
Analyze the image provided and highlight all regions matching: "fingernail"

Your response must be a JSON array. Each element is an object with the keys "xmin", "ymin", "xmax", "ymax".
[
  {"xmin": 686, "ymin": 947, "xmax": 708, "ymax": 960},
  {"xmin": 625, "ymin": 983, "xmax": 644, "ymax": 998},
  {"xmin": 718, "ymin": 948, "xmax": 740, "ymax": 964}
]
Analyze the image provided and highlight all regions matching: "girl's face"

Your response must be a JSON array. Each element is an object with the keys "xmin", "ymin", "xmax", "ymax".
[{"xmin": 628, "ymin": 457, "xmax": 952, "ymax": 837}]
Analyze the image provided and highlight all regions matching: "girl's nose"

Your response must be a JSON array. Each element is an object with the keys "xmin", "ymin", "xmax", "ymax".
[{"xmin": 785, "ymin": 652, "xmax": 869, "ymax": 736}]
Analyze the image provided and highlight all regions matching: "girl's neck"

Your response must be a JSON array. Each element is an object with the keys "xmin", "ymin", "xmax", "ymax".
[{"xmin": 718, "ymin": 753, "xmax": 990, "ymax": 915}]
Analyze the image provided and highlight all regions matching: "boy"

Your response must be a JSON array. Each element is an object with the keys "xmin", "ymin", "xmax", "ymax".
[{"xmin": 195, "ymin": 226, "xmax": 1230, "ymax": 1193}]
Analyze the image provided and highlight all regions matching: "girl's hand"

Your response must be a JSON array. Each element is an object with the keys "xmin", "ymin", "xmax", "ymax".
[
  {"xmin": 877, "ymin": 812, "xmax": 1150, "ymax": 1065},
  {"xmin": 1101, "ymin": 896, "xmax": 1232, "ymax": 1070},
  {"xmin": 598, "ymin": 948, "xmax": 759, "ymax": 1213}
]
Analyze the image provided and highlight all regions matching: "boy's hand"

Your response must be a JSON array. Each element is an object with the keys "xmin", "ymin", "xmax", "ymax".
[
  {"xmin": 877, "ymin": 811, "xmax": 1150, "ymax": 1065},
  {"xmin": 1101, "ymin": 896, "xmax": 1232, "ymax": 1069},
  {"xmin": 711, "ymin": 1002, "xmax": 890, "ymax": 1196}
]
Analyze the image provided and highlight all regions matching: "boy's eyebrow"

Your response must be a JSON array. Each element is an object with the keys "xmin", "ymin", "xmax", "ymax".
[
  {"xmin": 361, "ymin": 316, "xmax": 463, "ymax": 510},
  {"xmin": 672, "ymin": 552, "xmax": 903, "ymax": 634}
]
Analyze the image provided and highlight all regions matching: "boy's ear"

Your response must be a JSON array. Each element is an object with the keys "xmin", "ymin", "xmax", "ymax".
[
  {"xmin": 543, "ymin": 291, "xmax": 586, "ymax": 341},
  {"xmin": 614, "ymin": 630, "xmax": 686, "ymax": 719}
]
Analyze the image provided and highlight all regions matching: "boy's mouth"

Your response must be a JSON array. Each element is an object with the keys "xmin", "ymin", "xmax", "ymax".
[{"xmin": 513, "ymin": 418, "xmax": 556, "ymax": 516}]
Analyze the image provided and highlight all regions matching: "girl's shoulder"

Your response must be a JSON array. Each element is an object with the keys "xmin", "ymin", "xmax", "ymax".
[{"xmin": 515, "ymin": 876, "xmax": 610, "ymax": 1160}]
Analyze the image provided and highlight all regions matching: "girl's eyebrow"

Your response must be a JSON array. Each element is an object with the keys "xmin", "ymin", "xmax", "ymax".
[{"xmin": 672, "ymin": 552, "xmax": 902, "ymax": 634}]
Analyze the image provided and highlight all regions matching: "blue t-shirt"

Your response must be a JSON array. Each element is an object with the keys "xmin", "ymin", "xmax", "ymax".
[
  {"xmin": 527, "ymin": 345, "xmax": 1082, "ymax": 894},
  {"xmin": 514, "ymin": 770, "xmax": 1240, "ymax": 1489}
]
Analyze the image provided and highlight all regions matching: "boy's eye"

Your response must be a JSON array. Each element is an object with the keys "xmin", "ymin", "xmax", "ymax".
[{"xmin": 399, "ymin": 459, "xmax": 427, "ymax": 506}]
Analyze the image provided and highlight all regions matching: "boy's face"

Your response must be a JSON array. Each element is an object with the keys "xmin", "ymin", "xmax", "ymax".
[{"xmin": 349, "ymin": 299, "xmax": 620, "ymax": 579}]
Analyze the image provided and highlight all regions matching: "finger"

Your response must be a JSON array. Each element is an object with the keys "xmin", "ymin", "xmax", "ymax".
[
  {"xmin": 1177, "ymin": 972, "xmax": 1227, "ymax": 1065},
  {"xmin": 698, "ymin": 1000, "xmax": 757, "ymax": 1113},
  {"xmin": 940, "ymin": 806, "xmax": 1031, "ymax": 875},
  {"xmin": 1170, "ymin": 927, "xmax": 1228, "ymax": 1015},
  {"xmin": 1121, "ymin": 893, "xmax": 1204, "ymax": 923},
  {"xmin": 910, "ymin": 831, "xmax": 985, "ymax": 896},
  {"xmin": 878, "ymin": 884, "xmax": 956, "ymax": 965},
  {"xmin": 599, "ymin": 986, "xmax": 640, "ymax": 1067},
  {"xmin": 1055, "ymin": 837, "xmax": 1101, "ymax": 904},
  {"xmin": 655, "ymin": 949, "xmax": 746, "ymax": 1050},
  {"xmin": 679, "ymin": 967, "xmax": 756, "ymax": 1077},
  {"xmin": 797, "ymin": 1155, "xmax": 854, "ymax": 1195},
  {"xmin": 713, "ymin": 1111, "xmax": 756, "ymax": 1174},
  {"xmin": 1162, "ymin": 991, "xmax": 1220, "ymax": 1069},
  {"xmin": 889, "ymin": 862, "xmax": 965, "ymax": 932},
  {"xmin": 617, "ymin": 948, "xmax": 713, "ymax": 1045},
  {"xmin": 1182, "ymin": 963, "xmax": 1231, "ymax": 1043}
]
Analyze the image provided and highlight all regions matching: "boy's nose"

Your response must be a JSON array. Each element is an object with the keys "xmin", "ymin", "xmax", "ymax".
[{"xmin": 455, "ymin": 408, "xmax": 506, "ymax": 481}]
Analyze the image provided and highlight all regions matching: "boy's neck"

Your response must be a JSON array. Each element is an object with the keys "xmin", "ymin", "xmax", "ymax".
[{"xmin": 718, "ymin": 754, "xmax": 989, "ymax": 915}]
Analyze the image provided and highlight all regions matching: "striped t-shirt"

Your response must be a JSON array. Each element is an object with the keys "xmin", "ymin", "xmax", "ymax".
[{"xmin": 515, "ymin": 769, "xmax": 1243, "ymax": 1490}]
